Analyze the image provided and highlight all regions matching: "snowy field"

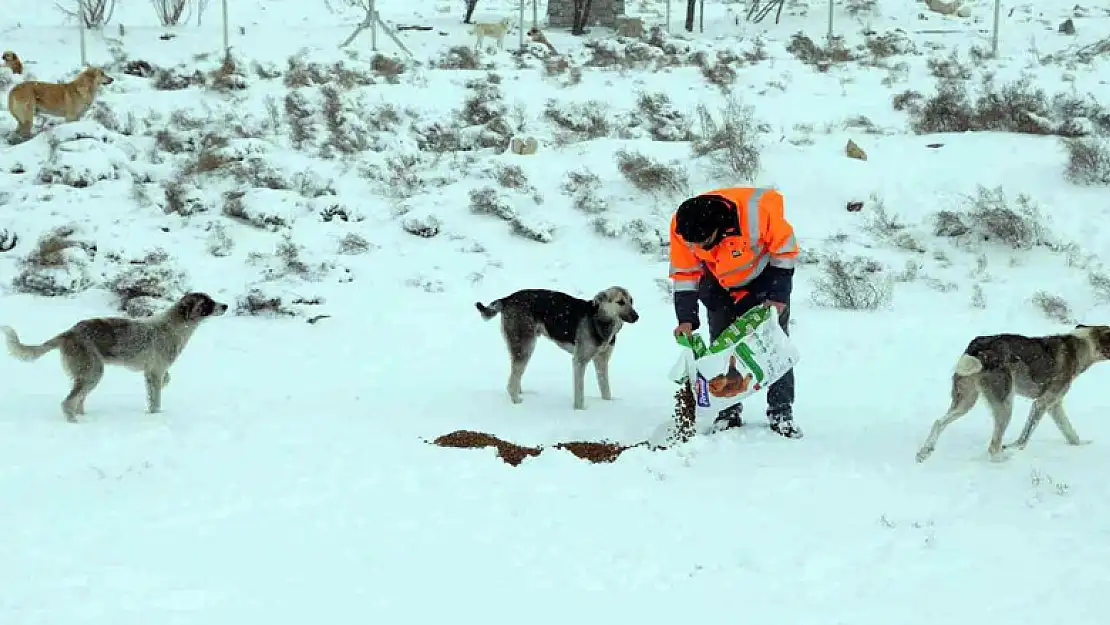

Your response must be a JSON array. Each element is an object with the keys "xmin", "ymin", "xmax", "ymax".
[{"xmin": 3, "ymin": 0, "xmax": 1110, "ymax": 621}]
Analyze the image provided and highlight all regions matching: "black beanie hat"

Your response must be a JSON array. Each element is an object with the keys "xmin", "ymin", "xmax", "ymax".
[{"xmin": 675, "ymin": 195, "xmax": 733, "ymax": 242}]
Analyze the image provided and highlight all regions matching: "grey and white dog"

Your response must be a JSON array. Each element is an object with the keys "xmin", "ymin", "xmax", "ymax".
[
  {"xmin": 1, "ymin": 292, "xmax": 228, "ymax": 422},
  {"xmin": 916, "ymin": 324, "xmax": 1110, "ymax": 463},
  {"xmin": 475, "ymin": 287, "xmax": 639, "ymax": 410}
]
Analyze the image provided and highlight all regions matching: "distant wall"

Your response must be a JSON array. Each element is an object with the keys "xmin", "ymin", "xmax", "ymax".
[{"xmin": 546, "ymin": 0, "xmax": 626, "ymax": 28}]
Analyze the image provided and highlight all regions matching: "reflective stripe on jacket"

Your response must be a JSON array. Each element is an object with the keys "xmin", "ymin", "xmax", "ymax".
[{"xmin": 668, "ymin": 186, "xmax": 799, "ymax": 294}]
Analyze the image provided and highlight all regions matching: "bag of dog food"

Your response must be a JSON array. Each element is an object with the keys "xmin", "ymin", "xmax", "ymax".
[{"xmin": 669, "ymin": 305, "xmax": 800, "ymax": 431}]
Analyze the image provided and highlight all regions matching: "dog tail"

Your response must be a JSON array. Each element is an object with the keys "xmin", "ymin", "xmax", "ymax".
[
  {"xmin": 954, "ymin": 353, "xmax": 984, "ymax": 376},
  {"xmin": 475, "ymin": 299, "xmax": 503, "ymax": 321},
  {"xmin": 1, "ymin": 326, "xmax": 62, "ymax": 362}
]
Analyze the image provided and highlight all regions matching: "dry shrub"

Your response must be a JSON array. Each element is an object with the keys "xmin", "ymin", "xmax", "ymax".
[
  {"xmin": 908, "ymin": 73, "xmax": 1110, "ymax": 137},
  {"xmin": 810, "ymin": 255, "xmax": 893, "ymax": 310},
  {"xmin": 437, "ymin": 46, "xmax": 482, "ymax": 70},
  {"xmin": 614, "ymin": 149, "xmax": 688, "ymax": 194},
  {"xmin": 786, "ymin": 32, "xmax": 855, "ymax": 69},
  {"xmin": 12, "ymin": 225, "xmax": 97, "ymax": 296},
  {"xmin": 631, "ymin": 92, "xmax": 694, "ymax": 142},
  {"xmin": 544, "ymin": 100, "xmax": 610, "ymax": 140},
  {"xmin": 1063, "ymin": 136, "xmax": 1110, "ymax": 186},
  {"xmin": 1031, "ymin": 291, "xmax": 1073, "ymax": 324},
  {"xmin": 106, "ymin": 249, "xmax": 188, "ymax": 317},
  {"xmin": 691, "ymin": 99, "xmax": 762, "ymax": 182},
  {"xmin": 562, "ymin": 169, "xmax": 607, "ymax": 214},
  {"xmin": 149, "ymin": 0, "xmax": 189, "ymax": 26},
  {"xmin": 960, "ymin": 186, "xmax": 1048, "ymax": 250}
]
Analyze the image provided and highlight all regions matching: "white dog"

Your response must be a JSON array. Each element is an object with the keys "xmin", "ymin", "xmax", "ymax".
[{"xmin": 471, "ymin": 17, "xmax": 512, "ymax": 52}]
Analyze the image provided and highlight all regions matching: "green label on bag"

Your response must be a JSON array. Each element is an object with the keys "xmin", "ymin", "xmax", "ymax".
[
  {"xmin": 733, "ymin": 342, "xmax": 765, "ymax": 382},
  {"xmin": 708, "ymin": 306, "xmax": 771, "ymax": 353},
  {"xmin": 673, "ymin": 306, "xmax": 772, "ymax": 358},
  {"xmin": 675, "ymin": 332, "xmax": 709, "ymax": 358}
]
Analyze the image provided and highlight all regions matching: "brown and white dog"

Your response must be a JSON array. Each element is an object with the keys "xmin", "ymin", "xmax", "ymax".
[
  {"xmin": 1, "ymin": 51, "xmax": 22, "ymax": 75},
  {"xmin": 6, "ymin": 65, "xmax": 114, "ymax": 138}
]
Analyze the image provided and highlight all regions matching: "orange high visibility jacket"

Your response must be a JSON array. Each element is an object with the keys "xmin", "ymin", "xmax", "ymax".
[{"xmin": 669, "ymin": 187, "xmax": 800, "ymax": 298}]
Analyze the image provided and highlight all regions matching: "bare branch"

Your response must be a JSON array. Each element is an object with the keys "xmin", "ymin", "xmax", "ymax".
[
  {"xmin": 55, "ymin": 0, "xmax": 118, "ymax": 28},
  {"xmin": 150, "ymin": 0, "xmax": 192, "ymax": 27}
]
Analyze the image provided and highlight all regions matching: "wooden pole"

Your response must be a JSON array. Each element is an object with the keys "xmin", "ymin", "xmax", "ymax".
[
  {"xmin": 665, "ymin": 0, "xmax": 671, "ymax": 32},
  {"xmin": 221, "ymin": 0, "xmax": 229, "ymax": 54},
  {"xmin": 370, "ymin": 0, "xmax": 377, "ymax": 50},
  {"xmin": 826, "ymin": 0, "xmax": 834, "ymax": 41},
  {"xmin": 990, "ymin": 0, "xmax": 1001, "ymax": 57},
  {"xmin": 518, "ymin": 0, "xmax": 524, "ymax": 49},
  {"xmin": 79, "ymin": 10, "xmax": 88, "ymax": 66}
]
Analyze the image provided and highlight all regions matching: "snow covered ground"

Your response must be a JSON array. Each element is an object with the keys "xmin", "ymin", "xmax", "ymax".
[{"xmin": 3, "ymin": 0, "xmax": 1110, "ymax": 622}]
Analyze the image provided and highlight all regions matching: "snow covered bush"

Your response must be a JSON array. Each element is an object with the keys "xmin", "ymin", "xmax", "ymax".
[
  {"xmin": 223, "ymin": 189, "xmax": 298, "ymax": 231},
  {"xmin": 614, "ymin": 149, "xmax": 688, "ymax": 194},
  {"xmin": 436, "ymin": 46, "xmax": 482, "ymax": 70},
  {"xmin": 561, "ymin": 169, "xmax": 607, "ymax": 214},
  {"xmin": 1062, "ymin": 136, "xmax": 1110, "ymax": 185},
  {"xmin": 105, "ymin": 248, "xmax": 189, "ymax": 317},
  {"xmin": 957, "ymin": 186, "xmax": 1049, "ymax": 250},
  {"xmin": 544, "ymin": 100, "xmax": 611, "ymax": 141},
  {"xmin": 36, "ymin": 122, "xmax": 133, "ymax": 188},
  {"xmin": 458, "ymin": 75, "xmax": 513, "ymax": 151},
  {"xmin": 810, "ymin": 255, "xmax": 893, "ymax": 311},
  {"xmin": 786, "ymin": 32, "xmax": 856, "ymax": 69},
  {"xmin": 691, "ymin": 98, "xmax": 763, "ymax": 182},
  {"xmin": 1030, "ymin": 291, "xmax": 1073, "ymax": 324},
  {"xmin": 11, "ymin": 225, "xmax": 97, "ymax": 297},
  {"xmin": 909, "ymin": 73, "xmax": 1110, "ymax": 137},
  {"xmin": 235, "ymin": 286, "xmax": 324, "ymax": 318},
  {"xmin": 469, "ymin": 186, "xmax": 516, "ymax": 220},
  {"xmin": 402, "ymin": 210, "xmax": 442, "ymax": 238},
  {"xmin": 624, "ymin": 92, "xmax": 693, "ymax": 142}
]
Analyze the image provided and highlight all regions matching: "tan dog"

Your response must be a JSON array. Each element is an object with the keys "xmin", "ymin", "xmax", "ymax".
[
  {"xmin": 7, "ymin": 66, "xmax": 114, "ymax": 138},
  {"xmin": 2, "ymin": 51, "xmax": 22, "ymax": 74},
  {"xmin": 526, "ymin": 26, "xmax": 558, "ymax": 55},
  {"xmin": 471, "ymin": 17, "xmax": 511, "ymax": 52}
]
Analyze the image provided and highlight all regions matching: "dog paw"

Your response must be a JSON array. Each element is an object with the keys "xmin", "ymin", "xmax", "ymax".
[
  {"xmin": 915, "ymin": 447, "xmax": 933, "ymax": 463},
  {"xmin": 1069, "ymin": 439, "xmax": 1093, "ymax": 446},
  {"xmin": 988, "ymin": 449, "xmax": 1011, "ymax": 463}
]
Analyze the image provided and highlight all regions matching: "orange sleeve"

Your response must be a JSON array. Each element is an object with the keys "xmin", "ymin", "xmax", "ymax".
[
  {"xmin": 759, "ymin": 190, "xmax": 799, "ymax": 268},
  {"xmin": 669, "ymin": 212, "xmax": 703, "ymax": 292}
]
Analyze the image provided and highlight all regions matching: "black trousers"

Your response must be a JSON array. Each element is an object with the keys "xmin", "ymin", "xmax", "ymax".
[{"xmin": 700, "ymin": 273, "xmax": 795, "ymax": 414}]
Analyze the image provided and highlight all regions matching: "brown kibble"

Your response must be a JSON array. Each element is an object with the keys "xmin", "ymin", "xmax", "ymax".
[
  {"xmin": 432, "ymin": 430, "xmax": 542, "ymax": 466},
  {"xmin": 430, "ymin": 381, "xmax": 700, "ymax": 466},
  {"xmin": 553, "ymin": 441, "xmax": 645, "ymax": 463}
]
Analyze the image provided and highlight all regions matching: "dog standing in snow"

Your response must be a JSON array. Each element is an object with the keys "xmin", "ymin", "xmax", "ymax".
[
  {"xmin": 1, "ymin": 292, "xmax": 228, "ymax": 422},
  {"xmin": 471, "ymin": 17, "xmax": 512, "ymax": 52},
  {"xmin": 475, "ymin": 287, "xmax": 639, "ymax": 410},
  {"xmin": 916, "ymin": 324, "xmax": 1110, "ymax": 463}
]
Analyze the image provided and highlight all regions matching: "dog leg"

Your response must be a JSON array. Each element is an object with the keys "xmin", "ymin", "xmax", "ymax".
[
  {"xmin": 916, "ymin": 375, "xmax": 979, "ymax": 462},
  {"xmin": 145, "ymin": 369, "xmax": 167, "ymax": 413},
  {"xmin": 984, "ymin": 394, "xmax": 1015, "ymax": 462},
  {"xmin": 61, "ymin": 342, "xmax": 103, "ymax": 421},
  {"xmin": 593, "ymin": 346, "xmax": 613, "ymax": 401},
  {"xmin": 572, "ymin": 354, "xmax": 590, "ymax": 410},
  {"xmin": 1004, "ymin": 397, "xmax": 1052, "ymax": 451},
  {"xmin": 1047, "ymin": 401, "xmax": 1089, "ymax": 446},
  {"xmin": 505, "ymin": 334, "xmax": 535, "ymax": 405}
]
